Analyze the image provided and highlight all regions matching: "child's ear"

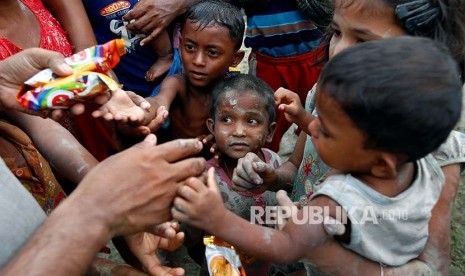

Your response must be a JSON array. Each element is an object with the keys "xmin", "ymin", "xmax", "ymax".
[
  {"xmin": 206, "ymin": 118, "xmax": 215, "ymax": 134},
  {"xmin": 265, "ymin": 122, "xmax": 277, "ymax": 143},
  {"xmin": 370, "ymin": 153, "xmax": 398, "ymax": 178},
  {"xmin": 231, "ymin": 50, "xmax": 245, "ymax": 67}
]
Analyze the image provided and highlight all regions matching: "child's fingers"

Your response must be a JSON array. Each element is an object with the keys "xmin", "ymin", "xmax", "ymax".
[
  {"xmin": 202, "ymin": 133, "xmax": 214, "ymax": 144},
  {"xmin": 206, "ymin": 167, "xmax": 220, "ymax": 194},
  {"xmin": 178, "ymin": 181, "xmax": 200, "ymax": 200},
  {"xmin": 103, "ymin": 112, "xmax": 116, "ymax": 121},
  {"xmin": 323, "ymin": 216, "xmax": 346, "ymax": 236},
  {"xmin": 252, "ymin": 161, "xmax": 273, "ymax": 176},
  {"xmin": 137, "ymin": 126, "xmax": 151, "ymax": 135},
  {"xmin": 152, "ymin": 221, "xmax": 176, "ymax": 238},
  {"xmin": 276, "ymin": 190, "xmax": 294, "ymax": 208},
  {"xmin": 172, "ymin": 197, "xmax": 191, "ymax": 221}
]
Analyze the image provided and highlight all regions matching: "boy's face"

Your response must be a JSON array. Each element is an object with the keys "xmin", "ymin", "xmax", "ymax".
[
  {"xmin": 309, "ymin": 89, "xmax": 378, "ymax": 173},
  {"xmin": 180, "ymin": 20, "xmax": 244, "ymax": 88},
  {"xmin": 207, "ymin": 91, "xmax": 276, "ymax": 160}
]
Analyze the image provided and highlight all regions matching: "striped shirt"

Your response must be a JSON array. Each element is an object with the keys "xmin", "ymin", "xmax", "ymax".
[{"xmin": 244, "ymin": 0, "xmax": 324, "ymax": 57}]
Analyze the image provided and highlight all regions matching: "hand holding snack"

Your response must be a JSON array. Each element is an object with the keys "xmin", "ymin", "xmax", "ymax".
[{"xmin": 17, "ymin": 39, "xmax": 126, "ymax": 110}]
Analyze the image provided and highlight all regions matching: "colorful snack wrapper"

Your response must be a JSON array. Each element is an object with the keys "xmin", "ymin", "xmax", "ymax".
[
  {"xmin": 204, "ymin": 236, "xmax": 246, "ymax": 276},
  {"xmin": 17, "ymin": 39, "xmax": 126, "ymax": 110}
]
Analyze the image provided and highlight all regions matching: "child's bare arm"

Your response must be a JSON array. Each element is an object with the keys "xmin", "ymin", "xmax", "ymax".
[
  {"xmin": 146, "ymin": 74, "xmax": 185, "ymax": 112},
  {"xmin": 275, "ymin": 87, "xmax": 314, "ymax": 134},
  {"xmin": 43, "ymin": 0, "xmax": 97, "ymax": 52},
  {"xmin": 115, "ymin": 75, "xmax": 185, "ymax": 136},
  {"xmin": 173, "ymin": 168, "xmax": 339, "ymax": 264},
  {"xmin": 6, "ymin": 111, "xmax": 98, "ymax": 184}
]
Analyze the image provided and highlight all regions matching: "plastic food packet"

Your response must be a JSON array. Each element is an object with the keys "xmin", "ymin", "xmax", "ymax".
[
  {"xmin": 204, "ymin": 235, "xmax": 246, "ymax": 276},
  {"xmin": 17, "ymin": 39, "xmax": 126, "ymax": 110}
]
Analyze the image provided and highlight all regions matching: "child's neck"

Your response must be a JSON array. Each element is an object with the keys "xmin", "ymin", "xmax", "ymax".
[
  {"xmin": 186, "ymin": 78, "xmax": 222, "ymax": 96},
  {"xmin": 221, "ymin": 156, "xmax": 238, "ymax": 180},
  {"xmin": 354, "ymin": 162, "xmax": 416, "ymax": 197}
]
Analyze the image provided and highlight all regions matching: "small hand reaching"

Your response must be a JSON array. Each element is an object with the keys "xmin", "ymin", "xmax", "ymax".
[
  {"xmin": 231, "ymin": 152, "xmax": 277, "ymax": 194},
  {"xmin": 274, "ymin": 87, "xmax": 314, "ymax": 133},
  {"xmin": 172, "ymin": 168, "xmax": 226, "ymax": 231},
  {"xmin": 125, "ymin": 222, "xmax": 185, "ymax": 276},
  {"xmin": 92, "ymin": 89, "xmax": 150, "ymax": 124}
]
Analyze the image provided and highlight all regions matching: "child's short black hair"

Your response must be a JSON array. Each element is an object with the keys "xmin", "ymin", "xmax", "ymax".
[
  {"xmin": 182, "ymin": 0, "xmax": 245, "ymax": 50},
  {"xmin": 318, "ymin": 36, "xmax": 462, "ymax": 160},
  {"xmin": 211, "ymin": 74, "xmax": 276, "ymax": 123}
]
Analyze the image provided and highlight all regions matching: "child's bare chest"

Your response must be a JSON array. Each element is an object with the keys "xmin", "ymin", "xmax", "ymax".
[{"xmin": 170, "ymin": 95, "xmax": 211, "ymax": 138}]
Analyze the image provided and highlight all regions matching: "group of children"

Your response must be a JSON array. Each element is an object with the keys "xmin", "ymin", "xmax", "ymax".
[{"xmin": 1, "ymin": 0, "xmax": 465, "ymax": 274}]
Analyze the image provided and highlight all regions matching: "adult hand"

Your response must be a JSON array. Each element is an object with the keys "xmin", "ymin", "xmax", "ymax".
[
  {"xmin": 125, "ymin": 222, "xmax": 185, "ymax": 276},
  {"xmin": 0, "ymin": 48, "xmax": 72, "ymax": 115},
  {"xmin": 231, "ymin": 152, "xmax": 277, "ymax": 193},
  {"xmin": 0, "ymin": 48, "xmax": 113, "ymax": 119},
  {"xmin": 67, "ymin": 134, "xmax": 205, "ymax": 237},
  {"xmin": 122, "ymin": 0, "xmax": 188, "ymax": 46}
]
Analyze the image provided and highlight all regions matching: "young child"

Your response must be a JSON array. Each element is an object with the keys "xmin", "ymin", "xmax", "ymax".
[
  {"xmin": 192, "ymin": 74, "xmax": 279, "ymax": 274},
  {"xmin": 240, "ymin": 0, "xmax": 330, "ymax": 153},
  {"xmin": 95, "ymin": 0, "xmax": 245, "ymax": 142},
  {"xmin": 206, "ymin": 74, "xmax": 279, "ymax": 222},
  {"xmin": 171, "ymin": 37, "xmax": 464, "ymax": 270}
]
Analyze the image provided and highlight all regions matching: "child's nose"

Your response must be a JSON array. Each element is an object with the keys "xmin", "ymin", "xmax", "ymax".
[
  {"xmin": 233, "ymin": 123, "xmax": 246, "ymax": 136},
  {"xmin": 331, "ymin": 38, "xmax": 352, "ymax": 59},
  {"xmin": 193, "ymin": 52, "xmax": 206, "ymax": 67}
]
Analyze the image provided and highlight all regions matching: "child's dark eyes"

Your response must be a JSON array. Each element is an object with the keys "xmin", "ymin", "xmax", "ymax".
[
  {"xmin": 207, "ymin": 49, "xmax": 220, "ymax": 57},
  {"xmin": 220, "ymin": 116, "xmax": 232, "ymax": 123},
  {"xmin": 331, "ymin": 27, "xmax": 341, "ymax": 38},
  {"xmin": 185, "ymin": 43, "xmax": 195, "ymax": 52},
  {"xmin": 247, "ymin": 118, "xmax": 259, "ymax": 125}
]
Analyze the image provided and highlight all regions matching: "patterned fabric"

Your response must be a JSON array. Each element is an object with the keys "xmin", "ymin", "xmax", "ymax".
[
  {"xmin": 244, "ymin": 0, "xmax": 323, "ymax": 58},
  {"xmin": 206, "ymin": 148, "xmax": 281, "ymax": 221},
  {"xmin": 0, "ymin": 0, "xmax": 73, "ymax": 59},
  {"xmin": 0, "ymin": 120, "xmax": 66, "ymax": 215},
  {"xmin": 291, "ymin": 84, "xmax": 329, "ymax": 204}
]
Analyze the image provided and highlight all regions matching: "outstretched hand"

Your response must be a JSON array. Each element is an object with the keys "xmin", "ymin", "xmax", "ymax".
[
  {"xmin": 68, "ymin": 134, "xmax": 205, "ymax": 237},
  {"xmin": 231, "ymin": 152, "xmax": 276, "ymax": 194},
  {"xmin": 92, "ymin": 89, "xmax": 151, "ymax": 124},
  {"xmin": 275, "ymin": 87, "xmax": 313, "ymax": 132},
  {"xmin": 125, "ymin": 222, "xmax": 185, "ymax": 276}
]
